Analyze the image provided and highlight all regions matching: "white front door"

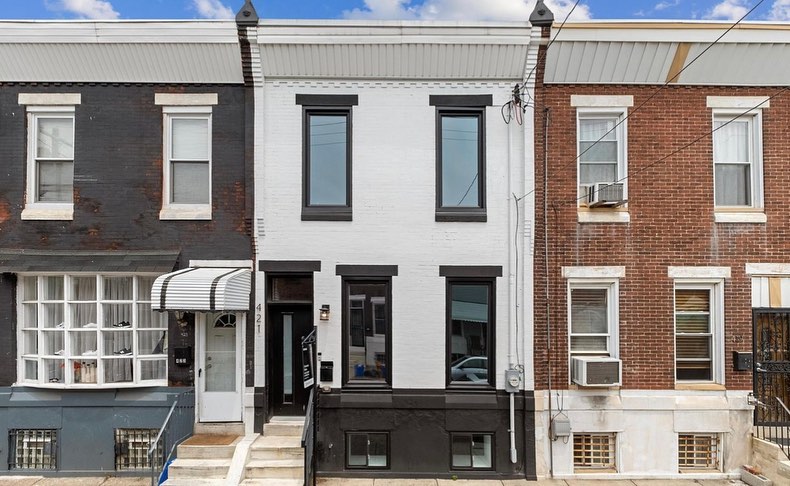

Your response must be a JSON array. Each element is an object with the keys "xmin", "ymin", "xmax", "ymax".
[{"xmin": 198, "ymin": 313, "xmax": 242, "ymax": 422}]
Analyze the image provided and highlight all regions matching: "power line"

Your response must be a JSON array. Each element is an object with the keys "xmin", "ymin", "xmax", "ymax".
[
  {"xmin": 513, "ymin": 0, "xmax": 764, "ymax": 202},
  {"xmin": 561, "ymin": 88, "xmax": 785, "ymax": 208}
]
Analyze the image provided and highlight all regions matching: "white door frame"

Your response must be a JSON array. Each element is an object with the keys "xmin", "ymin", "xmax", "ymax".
[{"xmin": 196, "ymin": 312, "xmax": 244, "ymax": 423}]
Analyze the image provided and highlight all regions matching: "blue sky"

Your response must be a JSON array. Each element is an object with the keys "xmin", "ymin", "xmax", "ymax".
[{"xmin": 0, "ymin": 0, "xmax": 788, "ymax": 22}]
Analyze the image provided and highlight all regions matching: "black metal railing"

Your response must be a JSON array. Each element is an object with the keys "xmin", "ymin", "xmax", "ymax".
[
  {"xmin": 8, "ymin": 429, "xmax": 57, "ymax": 470},
  {"xmin": 754, "ymin": 396, "xmax": 790, "ymax": 460},
  {"xmin": 148, "ymin": 389, "xmax": 195, "ymax": 486},
  {"xmin": 302, "ymin": 387, "xmax": 317, "ymax": 486}
]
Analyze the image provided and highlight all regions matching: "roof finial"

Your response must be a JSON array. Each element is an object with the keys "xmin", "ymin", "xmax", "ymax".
[
  {"xmin": 236, "ymin": 0, "xmax": 259, "ymax": 27},
  {"xmin": 530, "ymin": 0, "xmax": 554, "ymax": 27}
]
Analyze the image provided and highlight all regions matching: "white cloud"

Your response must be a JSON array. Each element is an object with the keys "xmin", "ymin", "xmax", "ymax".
[
  {"xmin": 654, "ymin": 0, "xmax": 680, "ymax": 11},
  {"xmin": 704, "ymin": 0, "xmax": 749, "ymax": 20},
  {"xmin": 46, "ymin": 0, "xmax": 119, "ymax": 19},
  {"xmin": 767, "ymin": 0, "xmax": 790, "ymax": 20},
  {"xmin": 343, "ymin": 0, "xmax": 591, "ymax": 22},
  {"xmin": 192, "ymin": 0, "xmax": 234, "ymax": 19}
]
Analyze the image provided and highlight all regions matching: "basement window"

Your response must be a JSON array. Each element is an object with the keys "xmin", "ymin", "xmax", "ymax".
[
  {"xmin": 115, "ymin": 429, "xmax": 162, "ymax": 470},
  {"xmin": 678, "ymin": 434, "xmax": 719, "ymax": 470},
  {"xmin": 346, "ymin": 432, "xmax": 388, "ymax": 469},
  {"xmin": 9, "ymin": 429, "xmax": 57, "ymax": 470},
  {"xmin": 573, "ymin": 433, "xmax": 616, "ymax": 472},
  {"xmin": 451, "ymin": 433, "xmax": 493, "ymax": 470}
]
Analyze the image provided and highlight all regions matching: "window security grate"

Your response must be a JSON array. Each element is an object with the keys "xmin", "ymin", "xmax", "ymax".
[
  {"xmin": 573, "ymin": 433, "xmax": 616, "ymax": 470},
  {"xmin": 9, "ymin": 429, "xmax": 57, "ymax": 470},
  {"xmin": 678, "ymin": 434, "xmax": 719, "ymax": 470},
  {"xmin": 115, "ymin": 429, "xmax": 162, "ymax": 470}
]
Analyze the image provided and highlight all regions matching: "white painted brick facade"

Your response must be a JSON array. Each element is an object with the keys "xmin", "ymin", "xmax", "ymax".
[{"xmin": 255, "ymin": 80, "xmax": 534, "ymax": 391}]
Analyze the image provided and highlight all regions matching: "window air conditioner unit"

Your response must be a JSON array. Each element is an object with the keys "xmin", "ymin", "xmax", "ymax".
[
  {"xmin": 580, "ymin": 182, "xmax": 626, "ymax": 208},
  {"xmin": 571, "ymin": 356, "xmax": 622, "ymax": 387}
]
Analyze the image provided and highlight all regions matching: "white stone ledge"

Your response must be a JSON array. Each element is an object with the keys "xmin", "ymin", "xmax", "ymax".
[
  {"xmin": 18, "ymin": 93, "xmax": 81, "ymax": 105},
  {"xmin": 21, "ymin": 204, "xmax": 73, "ymax": 221},
  {"xmin": 746, "ymin": 263, "xmax": 790, "ymax": 276},
  {"xmin": 707, "ymin": 95, "xmax": 770, "ymax": 109},
  {"xmin": 562, "ymin": 266, "xmax": 626, "ymax": 279},
  {"xmin": 159, "ymin": 206, "xmax": 212, "ymax": 221},
  {"xmin": 155, "ymin": 93, "xmax": 218, "ymax": 106},
  {"xmin": 714, "ymin": 211, "xmax": 767, "ymax": 224},
  {"xmin": 578, "ymin": 210, "xmax": 630, "ymax": 224},
  {"xmin": 668, "ymin": 266, "xmax": 731, "ymax": 279},
  {"xmin": 571, "ymin": 94, "xmax": 634, "ymax": 107}
]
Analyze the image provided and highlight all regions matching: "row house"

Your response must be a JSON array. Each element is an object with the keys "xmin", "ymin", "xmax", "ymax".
[
  {"xmin": 242, "ymin": 10, "xmax": 544, "ymax": 480},
  {"xmin": 533, "ymin": 18, "xmax": 790, "ymax": 479},
  {"xmin": 0, "ymin": 19, "xmax": 254, "ymax": 472}
]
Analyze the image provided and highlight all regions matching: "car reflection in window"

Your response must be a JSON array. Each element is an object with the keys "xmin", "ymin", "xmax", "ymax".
[{"xmin": 450, "ymin": 356, "xmax": 487, "ymax": 383}]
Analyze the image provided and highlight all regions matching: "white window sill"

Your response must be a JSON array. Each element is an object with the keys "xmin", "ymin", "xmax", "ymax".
[
  {"xmin": 714, "ymin": 211, "xmax": 766, "ymax": 224},
  {"xmin": 675, "ymin": 383, "xmax": 726, "ymax": 391},
  {"xmin": 21, "ymin": 204, "xmax": 73, "ymax": 221},
  {"xmin": 578, "ymin": 210, "xmax": 630, "ymax": 224},
  {"xmin": 15, "ymin": 380, "xmax": 167, "ymax": 389},
  {"xmin": 160, "ymin": 206, "xmax": 212, "ymax": 221}
]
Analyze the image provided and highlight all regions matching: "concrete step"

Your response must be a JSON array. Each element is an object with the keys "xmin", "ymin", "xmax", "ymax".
[
  {"xmin": 240, "ymin": 480, "xmax": 304, "ymax": 486},
  {"xmin": 263, "ymin": 421, "xmax": 304, "ymax": 437},
  {"xmin": 194, "ymin": 422, "xmax": 245, "ymax": 435},
  {"xmin": 163, "ymin": 479, "xmax": 225, "ymax": 486},
  {"xmin": 166, "ymin": 458, "xmax": 230, "ymax": 479},
  {"xmin": 250, "ymin": 434, "xmax": 304, "ymax": 460},
  {"xmin": 244, "ymin": 458, "xmax": 304, "ymax": 479},
  {"xmin": 779, "ymin": 459, "xmax": 790, "ymax": 481},
  {"xmin": 176, "ymin": 441, "xmax": 238, "ymax": 460}
]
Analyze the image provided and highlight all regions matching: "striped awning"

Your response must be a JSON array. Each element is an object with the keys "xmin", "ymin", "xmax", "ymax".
[{"xmin": 151, "ymin": 267, "xmax": 251, "ymax": 312}]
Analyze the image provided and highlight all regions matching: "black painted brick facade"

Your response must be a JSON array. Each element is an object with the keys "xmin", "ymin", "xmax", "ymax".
[{"xmin": 0, "ymin": 83, "xmax": 251, "ymax": 387}]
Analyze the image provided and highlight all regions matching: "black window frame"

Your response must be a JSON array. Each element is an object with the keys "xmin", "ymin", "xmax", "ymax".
[
  {"xmin": 431, "ymin": 94, "xmax": 491, "ymax": 222},
  {"xmin": 297, "ymin": 94, "xmax": 358, "ymax": 221},
  {"xmin": 345, "ymin": 431, "xmax": 390, "ymax": 469},
  {"xmin": 340, "ymin": 273, "xmax": 394, "ymax": 389},
  {"xmin": 443, "ymin": 268, "xmax": 498, "ymax": 389},
  {"xmin": 449, "ymin": 432, "xmax": 495, "ymax": 471}
]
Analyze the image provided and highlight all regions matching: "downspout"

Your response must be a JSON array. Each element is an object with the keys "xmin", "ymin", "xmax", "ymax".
[
  {"xmin": 543, "ymin": 106, "xmax": 554, "ymax": 478},
  {"xmin": 507, "ymin": 91, "xmax": 518, "ymax": 466}
]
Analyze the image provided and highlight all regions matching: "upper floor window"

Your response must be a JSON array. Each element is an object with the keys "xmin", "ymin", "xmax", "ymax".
[
  {"xmin": 571, "ymin": 95, "xmax": 632, "ymax": 224},
  {"xmin": 708, "ymin": 96, "xmax": 767, "ymax": 223},
  {"xmin": 297, "ymin": 94, "xmax": 358, "ymax": 221},
  {"xmin": 430, "ymin": 95, "xmax": 491, "ymax": 222},
  {"xmin": 155, "ymin": 93, "xmax": 217, "ymax": 220},
  {"xmin": 713, "ymin": 112, "xmax": 762, "ymax": 208},
  {"xmin": 18, "ymin": 273, "xmax": 167, "ymax": 388},
  {"xmin": 19, "ymin": 93, "xmax": 81, "ymax": 221},
  {"xmin": 577, "ymin": 110, "xmax": 627, "ymax": 206}
]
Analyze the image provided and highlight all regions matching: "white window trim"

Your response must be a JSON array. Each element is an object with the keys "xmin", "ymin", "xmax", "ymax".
[
  {"xmin": 159, "ymin": 105, "xmax": 213, "ymax": 221},
  {"xmin": 16, "ymin": 273, "xmax": 168, "ymax": 389},
  {"xmin": 673, "ymin": 279, "xmax": 725, "ymax": 385},
  {"xmin": 21, "ymin": 104, "xmax": 77, "ymax": 221},
  {"xmin": 576, "ymin": 107, "xmax": 629, "ymax": 212},
  {"xmin": 711, "ymin": 107, "xmax": 764, "ymax": 217},
  {"xmin": 567, "ymin": 278, "xmax": 620, "ymax": 359}
]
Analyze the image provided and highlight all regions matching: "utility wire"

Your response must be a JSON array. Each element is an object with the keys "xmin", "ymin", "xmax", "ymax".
[{"xmin": 514, "ymin": 0, "xmax": 764, "ymax": 202}]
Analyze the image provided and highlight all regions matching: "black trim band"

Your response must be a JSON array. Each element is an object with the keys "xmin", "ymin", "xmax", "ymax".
[
  {"xmin": 160, "ymin": 268, "xmax": 198, "ymax": 310},
  {"xmin": 439, "ymin": 265, "xmax": 503, "ymax": 278},
  {"xmin": 296, "ymin": 94, "xmax": 359, "ymax": 106},
  {"xmin": 260, "ymin": 260, "xmax": 322, "ymax": 273},
  {"xmin": 429, "ymin": 94, "xmax": 493, "ymax": 107},
  {"xmin": 336, "ymin": 265, "xmax": 398, "ymax": 277},
  {"xmin": 209, "ymin": 269, "xmax": 240, "ymax": 311}
]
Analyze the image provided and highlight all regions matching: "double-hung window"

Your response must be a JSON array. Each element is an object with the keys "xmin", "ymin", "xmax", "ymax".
[
  {"xmin": 571, "ymin": 96, "xmax": 632, "ymax": 223},
  {"xmin": 430, "ymin": 95, "xmax": 492, "ymax": 222},
  {"xmin": 156, "ymin": 93, "xmax": 216, "ymax": 220},
  {"xmin": 441, "ymin": 265, "xmax": 501, "ymax": 387},
  {"xmin": 708, "ymin": 96, "xmax": 767, "ymax": 223},
  {"xmin": 674, "ymin": 285, "xmax": 722, "ymax": 382},
  {"xmin": 569, "ymin": 284, "xmax": 617, "ymax": 356},
  {"xmin": 20, "ymin": 93, "xmax": 81, "ymax": 221},
  {"xmin": 297, "ymin": 94, "xmax": 357, "ymax": 221}
]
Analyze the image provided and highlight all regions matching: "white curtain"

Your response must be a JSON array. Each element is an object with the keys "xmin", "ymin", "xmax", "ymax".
[{"xmin": 714, "ymin": 119, "xmax": 750, "ymax": 205}]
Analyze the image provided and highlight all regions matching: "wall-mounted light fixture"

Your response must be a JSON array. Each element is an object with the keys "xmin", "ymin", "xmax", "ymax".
[{"xmin": 319, "ymin": 304, "xmax": 331, "ymax": 321}]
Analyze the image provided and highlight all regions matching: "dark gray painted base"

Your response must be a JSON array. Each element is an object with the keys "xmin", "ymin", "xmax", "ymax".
[
  {"xmin": 0, "ymin": 386, "xmax": 193, "ymax": 474},
  {"xmin": 315, "ymin": 389, "xmax": 535, "ymax": 479}
]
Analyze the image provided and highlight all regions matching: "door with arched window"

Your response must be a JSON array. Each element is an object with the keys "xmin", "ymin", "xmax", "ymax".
[{"xmin": 198, "ymin": 312, "xmax": 243, "ymax": 422}]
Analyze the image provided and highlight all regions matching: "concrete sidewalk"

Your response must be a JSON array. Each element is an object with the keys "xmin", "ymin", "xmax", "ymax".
[
  {"xmin": 0, "ymin": 478, "xmax": 149, "ymax": 485},
  {"xmin": 317, "ymin": 479, "xmax": 748, "ymax": 486}
]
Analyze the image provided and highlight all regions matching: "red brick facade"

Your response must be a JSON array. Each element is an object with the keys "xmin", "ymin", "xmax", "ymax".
[{"xmin": 533, "ymin": 80, "xmax": 790, "ymax": 391}]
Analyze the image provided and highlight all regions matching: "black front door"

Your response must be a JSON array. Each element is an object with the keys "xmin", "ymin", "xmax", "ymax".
[{"xmin": 270, "ymin": 306, "xmax": 313, "ymax": 416}]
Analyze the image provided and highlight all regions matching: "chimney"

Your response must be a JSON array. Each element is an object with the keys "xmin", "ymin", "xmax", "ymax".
[
  {"xmin": 236, "ymin": 0, "xmax": 259, "ymax": 27},
  {"xmin": 530, "ymin": 0, "xmax": 554, "ymax": 39}
]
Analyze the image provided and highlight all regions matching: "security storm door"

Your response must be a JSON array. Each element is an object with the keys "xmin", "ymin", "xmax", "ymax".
[{"xmin": 199, "ymin": 313, "xmax": 242, "ymax": 422}]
